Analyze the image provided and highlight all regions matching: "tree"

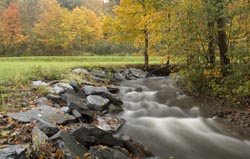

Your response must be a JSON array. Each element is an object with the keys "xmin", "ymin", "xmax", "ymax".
[
  {"xmin": 70, "ymin": 7, "xmax": 102, "ymax": 50},
  {"xmin": 104, "ymin": 0, "xmax": 171, "ymax": 70},
  {"xmin": 34, "ymin": 0, "xmax": 71, "ymax": 55},
  {"xmin": 0, "ymin": 2, "xmax": 24, "ymax": 55}
]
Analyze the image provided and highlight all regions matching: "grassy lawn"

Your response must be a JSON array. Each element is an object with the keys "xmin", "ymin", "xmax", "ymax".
[{"xmin": 0, "ymin": 56, "xmax": 162, "ymax": 82}]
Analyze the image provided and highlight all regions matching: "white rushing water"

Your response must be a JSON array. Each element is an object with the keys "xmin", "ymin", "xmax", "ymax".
[{"xmin": 117, "ymin": 77, "xmax": 250, "ymax": 159}]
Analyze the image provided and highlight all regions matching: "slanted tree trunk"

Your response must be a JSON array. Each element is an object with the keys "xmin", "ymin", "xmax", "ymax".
[{"xmin": 144, "ymin": 30, "xmax": 149, "ymax": 70}]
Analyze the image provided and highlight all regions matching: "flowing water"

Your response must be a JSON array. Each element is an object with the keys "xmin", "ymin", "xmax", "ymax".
[{"xmin": 117, "ymin": 77, "xmax": 250, "ymax": 159}]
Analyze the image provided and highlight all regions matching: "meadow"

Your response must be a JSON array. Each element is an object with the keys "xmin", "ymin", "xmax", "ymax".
[{"xmin": 0, "ymin": 56, "xmax": 162, "ymax": 82}]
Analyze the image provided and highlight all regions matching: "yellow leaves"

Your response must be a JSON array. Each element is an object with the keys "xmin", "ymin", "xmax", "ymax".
[
  {"xmin": 0, "ymin": 145, "xmax": 8, "ymax": 149},
  {"xmin": 54, "ymin": 150, "xmax": 64, "ymax": 158}
]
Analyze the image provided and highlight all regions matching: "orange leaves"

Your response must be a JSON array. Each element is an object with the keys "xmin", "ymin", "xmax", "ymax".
[{"xmin": 0, "ymin": 2, "xmax": 24, "ymax": 47}]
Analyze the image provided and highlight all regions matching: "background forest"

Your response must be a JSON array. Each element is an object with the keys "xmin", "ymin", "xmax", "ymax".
[{"xmin": 0, "ymin": 0, "xmax": 249, "ymax": 105}]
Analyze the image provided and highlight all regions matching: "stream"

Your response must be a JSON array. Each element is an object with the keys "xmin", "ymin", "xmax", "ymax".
[{"xmin": 116, "ymin": 77, "xmax": 250, "ymax": 159}]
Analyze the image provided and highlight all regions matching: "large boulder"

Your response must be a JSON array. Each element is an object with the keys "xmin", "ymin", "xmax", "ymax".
[
  {"xmin": 8, "ymin": 105, "xmax": 76, "ymax": 125},
  {"xmin": 90, "ymin": 146, "xmax": 129, "ymax": 159},
  {"xmin": 72, "ymin": 125, "xmax": 123, "ymax": 147},
  {"xmin": 86, "ymin": 95, "xmax": 110, "ymax": 111},
  {"xmin": 129, "ymin": 68, "xmax": 147, "ymax": 78},
  {"xmin": 83, "ymin": 86, "xmax": 109, "ymax": 96},
  {"xmin": 50, "ymin": 130, "xmax": 88, "ymax": 159}
]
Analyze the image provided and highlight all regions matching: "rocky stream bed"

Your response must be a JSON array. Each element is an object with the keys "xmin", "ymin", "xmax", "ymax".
[{"xmin": 0, "ymin": 66, "xmax": 250, "ymax": 159}]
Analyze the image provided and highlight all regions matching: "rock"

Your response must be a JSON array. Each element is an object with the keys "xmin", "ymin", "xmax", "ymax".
[
  {"xmin": 107, "ymin": 87, "xmax": 120, "ymax": 94},
  {"xmin": 70, "ymin": 80, "xmax": 85, "ymax": 98},
  {"xmin": 81, "ymin": 80, "xmax": 95, "ymax": 86},
  {"xmin": 61, "ymin": 107, "xmax": 70, "ymax": 113},
  {"xmin": 90, "ymin": 146, "xmax": 129, "ymax": 159},
  {"xmin": 143, "ymin": 157, "xmax": 162, "ymax": 159},
  {"xmin": 129, "ymin": 68, "xmax": 147, "ymax": 78},
  {"xmin": 32, "ymin": 126, "xmax": 49, "ymax": 147},
  {"xmin": 135, "ymin": 87, "xmax": 143, "ymax": 92},
  {"xmin": 96, "ymin": 117, "xmax": 125, "ymax": 132},
  {"xmin": 123, "ymin": 138, "xmax": 153, "ymax": 158},
  {"xmin": 112, "ymin": 73, "xmax": 126, "ymax": 81},
  {"xmin": 67, "ymin": 101, "xmax": 88, "ymax": 111},
  {"xmin": 32, "ymin": 80, "xmax": 49, "ymax": 87},
  {"xmin": 72, "ymin": 109, "xmax": 82, "ymax": 119},
  {"xmin": 8, "ymin": 105, "xmax": 76, "ymax": 125},
  {"xmin": 50, "ymin": 83, "xmax": 73, "ymax": 94},
  {"xmin": 83, "ymin": 86, "xmax": 109, "ymax": 95},
  {"xmin": 32, "ymin": 117, "xmax": 59, "ymax": 137},
  {"xmin": 46, "ymin": 94, "xmax": 61, "ymax": 102},
  {"xmin": 35, "ymin": 97, "xmax": 48, "ymax": 106},
  {"xmin": 90, "ymin": 69, "xmax": 106, "ymax": 78},
  {"xmin": 50, "ymin": 130, "xmax": 88, "ymax": 159},
  {"xmin": 62, "ymin": 90, "xmax": 88, "ymax": 110},
  {"xmin": 0, "ymin": 145, "xmax": 26, "ymax": 159},
  {"xmin": 108, "ymin": 104, "xmax": 124, "ymax": 114},
  {"xmin": 72, "ymin": 68, "xmax": 89, "ymax": 75},
  {"xmin": 78, "ymin": 109, "xmax": 94, "ymax": 123},
  {"xmin": 86, "ymin": 95, "xmax": 110, "ymax": 111},
  {"xmin": 72, "ymin": 125, "xmax": 123, "ymax": 146}
]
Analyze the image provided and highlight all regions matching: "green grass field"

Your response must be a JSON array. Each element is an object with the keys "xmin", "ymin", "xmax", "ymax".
[{"xmin": 0, "ymin": 56, "xmax": 162, "ymax": 82}]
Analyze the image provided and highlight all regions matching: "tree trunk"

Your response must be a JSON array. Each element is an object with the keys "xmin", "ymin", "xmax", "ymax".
[
  {"xmin": 144, "ymin": 30, "xmax": 149, "ymax": 70},
  {"xmin": 208, "ymin": 21, "xmax": 216, "ymax": 66},
  {"xmin": 216, "ymin": 0, "xmax": 230, "ymax": 67}
]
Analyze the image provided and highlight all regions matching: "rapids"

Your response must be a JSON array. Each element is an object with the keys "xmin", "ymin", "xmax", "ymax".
[{"xmin": 117, "ymin": 77, "xmax": 250, "ymax": 159}]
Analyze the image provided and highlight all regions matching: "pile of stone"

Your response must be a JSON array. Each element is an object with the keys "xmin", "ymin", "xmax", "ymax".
[{"xmin": 1, "ymin": 67, "xmax": 161, "ymax": 159}]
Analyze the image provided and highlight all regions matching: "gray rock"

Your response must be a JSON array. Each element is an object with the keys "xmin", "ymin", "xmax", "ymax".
[
  {"xmin": 113, "ymin": 73, "xmax": 126, "ymax": 81},
  {"xmin": 129, "ymin": 68, "xmax": 147, "ymax": 78},
  {"xmin": 8, "ymin": 105, "xmax": 75, "ymax": 125},
  {"xmin": 32, "ymin": 126, "xmax": 49, "ymax": 147},
  {"xmin": 72, "ymin": 125, "xmax": 123, "ymax": 146},
  {"xmin": 86, "ymin": 95, "xmax": 110, "ymax": 111},
  {"xmin": 35, "ymin": 97, "xmax": 48, "ymax": 107},
  {"xmin": 46, "ymin": 94, "xmax": 61, "ymax": 102},
  {"xmin": 0, "ymin": 145, "xmax": 26, "ymax": 159},
  {"xmin": 90, "ymin": 146, "xmax": 129, "ymax": 159},
  {"xmin": 70, "ymin": 80, "xmax": 85, "ymax": 97},
  {"xmin": 108, "ymin": 104, "xmax": 124, "ymax": 114},
  {"xmin": 32, "ymin": 117, "xmax": 59, "ymax": 137},
  {"xmin": 78, "ymin": 109, "xmax": 94, "ymax": 123},
  {"xmin": 96, "ymin": 117, "xmax": 125, "ymax": 132},
  {"xmin": 72, "ymin": 109, "xmax": 82, "ymax": 119},
  {"xmin": 32, "ymin": 80, "xmax": 49, "ymax": 87},
  {"xmin": 72, "ymin": 68, "xmax": 89, "ymax": 75},
  {"xmin": 50, "ymin": 83, "xmax": 73, "ymax": 94},
  {"xmin": 61, "ymin": 107, "xmax": 70, "ymax": 113},
  {"xmin": 81, "ymin": 80, "xmax": 95, "ymax": 86},
  {"xmin": 50, "ymin": 130, "xmax": 88, "ymax": 159},
  {"xmin": 143, "ymin": 157, "xmax": 162, "ymax": 159},
  {"xmin": 107, "ymin": 87, "xmax": 120, "ymax": 94},
  {"xmin": 62, "ymin": 91, "xmax": 88, "ymax": 110},
  {"xmin": 90, "ymin": 69, "xmax": 106, "ymax": 78},
  {"xmin": 83, "ymin": 86, "xmax": 109, "ymax": 95}
]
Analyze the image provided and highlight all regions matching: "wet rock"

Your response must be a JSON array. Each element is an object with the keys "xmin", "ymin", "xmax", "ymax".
[
  {"xmin": 32, "ymin": 80, "xmax": 49, "ymax": 87},
  {"xmin": 72, "ymin": 125, "xmax": 123, "ymax": 147},
  {"xmin": 50, "ymin": 130, "xmax": 88, "ymax": 159},
  {"xmin": 135, "ymin": 87, "xmax": 143, "ymax": 92},
  {"xmin": 107, "ymin": 104, "xmax": 124, "ymax": 114},
  {"xmin": 46, "ymin": 94, "xmax": 61, "ymax": 102},
  {"xmin": 0, "ymin": 145, "xmax": 26, "ymax": 159},
  {"xmin": 32, "ymin": 126, "xmax": 49, "ymax": 147},
  {"xmin": 112, "ymin": 73, "xmax": 126, "ymax": 82},
  {"xmin": 72, "ymin": 68, "xmax": 89, "ymax": 75},
  {"xmin": 86, "ymin": 95, "xmax": 110, "ymax": 111},
  {"xmin": 8, "ymin": 105, "xmax": 76, "ymax": 125},
  {"xmin": 83, "ymin": 86, "xmax": 109, "ymax": 95},
  {"xmin": 123, "ymin": 138, "xmax": 153, "ymax": 158},
  {"xmin": 107, "ymin": 87, "xmax": 120, "ymax": 94},
  {"xmin": 32, "ymin": 117, "xmax": 59, "ymax": 137},
  {"xmin": 129, "ymin": 68, "xmax": 147, "ymax": 78},
  {"xmin": 90, "ymin": 69, "xmax": 106, "ymax": 78},
  {"xmin": 97, "ymin": 93, "xmax": 123, "ymax": 106},
  {"xmin": 90, "ymin": 146, "xmax": 129, "ymax": 159},
  {"xmin": 96, "ymin": 117, "xmax": 125, "ymax": 132}
]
